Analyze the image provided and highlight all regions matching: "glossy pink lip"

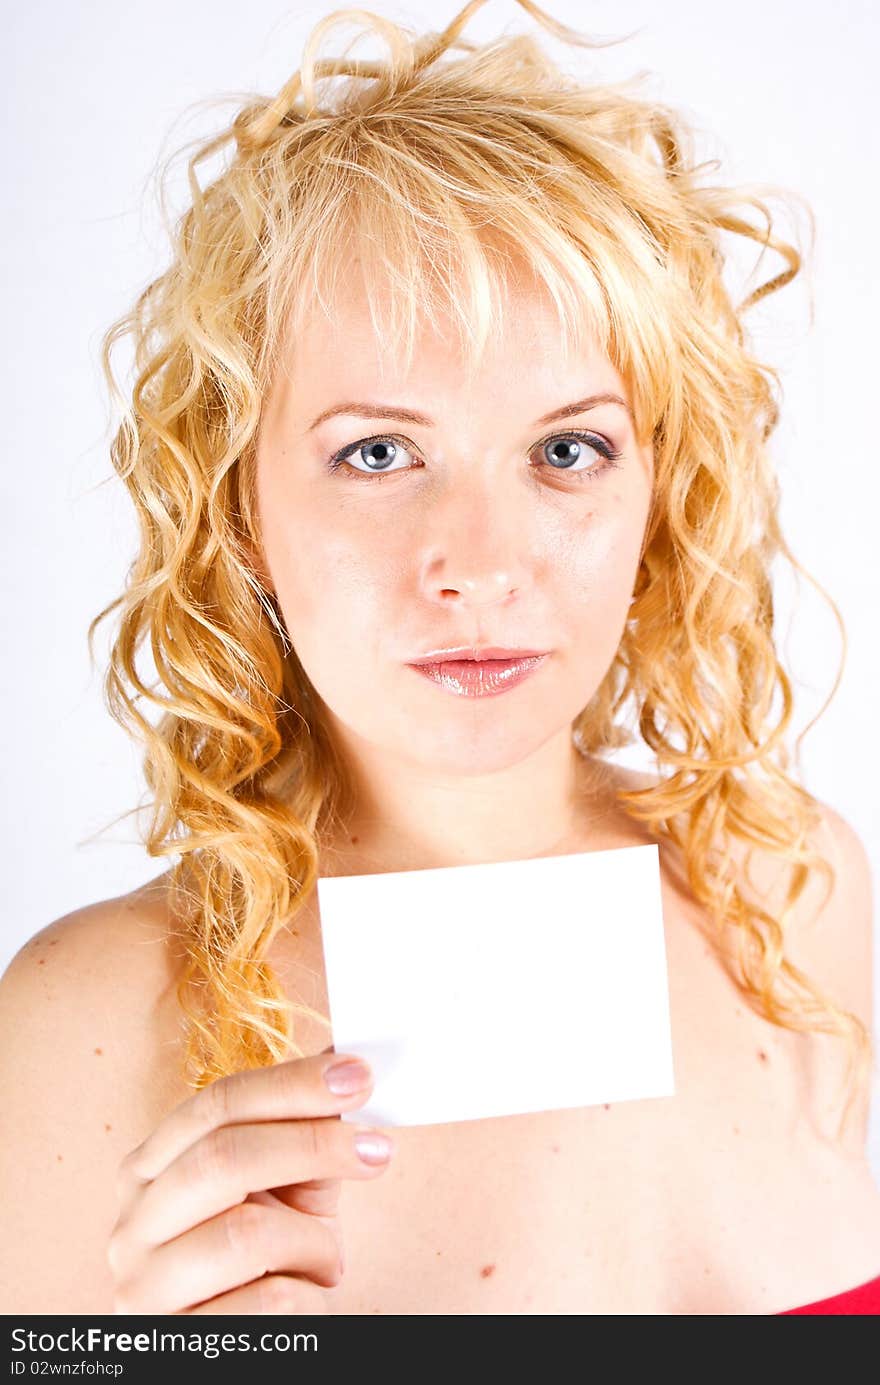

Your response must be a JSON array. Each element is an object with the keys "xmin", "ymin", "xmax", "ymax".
[
  {"xmin": 409, "ymin": 646, "xmax": 547, "ymax": 664},
  {"xmin": 407, "ymin": 654, "xmax": 549, "ymax": 697}
]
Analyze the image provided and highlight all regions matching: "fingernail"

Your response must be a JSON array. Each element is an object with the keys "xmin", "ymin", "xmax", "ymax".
[
  {"xmin": 354, "ymin": 1129, "xmax": 393, "ymax": 1164},
  {"xmin": 324, "ymin": 1058, "xmax": 371, "ymax": 1095}
]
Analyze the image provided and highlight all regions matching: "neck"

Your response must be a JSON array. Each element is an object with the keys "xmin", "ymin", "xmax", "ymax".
[{"xmin": 316, "ymin": 727, "xmax": 621, "ymax": 879}]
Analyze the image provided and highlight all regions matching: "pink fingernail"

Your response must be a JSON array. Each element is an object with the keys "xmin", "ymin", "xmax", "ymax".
[
  {"xmin": 354, "ymin": 1130, "xmax": 393, "ymax": 1164},
  {"xmin": 324, "ymin": 1058, "xmax": 371, "ymax": 1094}
]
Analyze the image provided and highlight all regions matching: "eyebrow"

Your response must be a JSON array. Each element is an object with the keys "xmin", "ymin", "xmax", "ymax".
[{"xmin": 306, "ymin": 392, "xmax": 633, "ymax": 432}]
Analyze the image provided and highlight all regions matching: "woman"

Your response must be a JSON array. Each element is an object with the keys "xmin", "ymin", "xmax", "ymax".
[{"xmin": 1, "ymin": 0, "xmax": 878, "ymax": 1315}]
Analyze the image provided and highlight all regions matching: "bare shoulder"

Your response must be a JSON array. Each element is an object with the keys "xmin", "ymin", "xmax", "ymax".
[
  {"xmin": 732, "ymin": 795, "xmax": 875, "ymax": 1152},
  {"xmin": 0, "ymin": 871, "xmax": 192, "ymax": 1105},
  {"xmin": 729, "ymin": 796, "xmax": 874, "ymax": 1037},
  {"xmin": 603, "ymin": 765, "xmax": 874, "ymax": 1035},
  {"xmin": 600, "ymin": 763, "xmax": 875, "ymax": 1135},
  {"xmin": 0, "ymin": 872, "xmax": 193, "ymax": 1313}
]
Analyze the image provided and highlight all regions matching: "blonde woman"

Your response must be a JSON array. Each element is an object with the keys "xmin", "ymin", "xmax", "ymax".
[{"xmin": 1, "ymin": 0, "xmax": 878, "ymax": 1316}]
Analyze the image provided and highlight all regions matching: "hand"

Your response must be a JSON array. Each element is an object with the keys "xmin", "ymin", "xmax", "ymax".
[{"xmin": 107, "ymin": 1052, "xmax": 393, "ymax": 1314}]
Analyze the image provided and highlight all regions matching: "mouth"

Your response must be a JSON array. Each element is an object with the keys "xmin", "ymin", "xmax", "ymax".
[
  {"xmin": 408, "ymin": 646, "xmax": 548, "ymax": 664},
  {"xmin": 405, "ymin": 652, "xmax": 549, "ymax": 698}
]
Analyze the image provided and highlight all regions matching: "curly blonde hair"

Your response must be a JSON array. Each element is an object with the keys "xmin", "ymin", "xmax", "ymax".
[{"xmin": 89, "ymin": 0, "xmax": 870, "ymax": 1141}]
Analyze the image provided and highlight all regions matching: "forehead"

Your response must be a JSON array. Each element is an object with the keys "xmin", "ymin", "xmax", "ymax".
[{"xmin": 270, "ymin": 255, "xmax": 629, "ymax": 421}]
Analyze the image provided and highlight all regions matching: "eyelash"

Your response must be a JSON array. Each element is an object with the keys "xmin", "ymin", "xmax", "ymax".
[{"xmin": 324, "ymin": 430, "xmax": 624, "ymax": 484}]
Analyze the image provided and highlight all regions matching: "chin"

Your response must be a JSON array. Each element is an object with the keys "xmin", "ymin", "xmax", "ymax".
[{"xmin": 390, "ymin": 720, "xmax": 571, "ymax": 776}]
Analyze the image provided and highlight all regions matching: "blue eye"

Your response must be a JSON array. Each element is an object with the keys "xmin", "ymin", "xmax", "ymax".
[
  {"xmin": 332, "ymin": 437, "xmax": 408, "ymax": 474},
  {"xmin": 325, "ymin": 430, "xmax": 623, "ymax": 483},
  {"xmin": 538, "ymin": 433, "xmax": 622, "ymax": 475}
]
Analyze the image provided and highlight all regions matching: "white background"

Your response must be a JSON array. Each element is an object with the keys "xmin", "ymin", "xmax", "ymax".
[{"xmin": 2, "ymin": 1, "xmax": 878, "ymax": 1180}]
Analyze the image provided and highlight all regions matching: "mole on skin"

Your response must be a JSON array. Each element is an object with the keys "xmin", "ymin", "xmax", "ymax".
[{"xmin": 480, "ymin": 1264, "xmax": 496, "ymax": 1279}]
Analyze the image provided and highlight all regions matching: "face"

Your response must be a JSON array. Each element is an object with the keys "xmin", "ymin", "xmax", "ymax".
[{"xmin": 254, "ymin": 261, "xmax": 654, "ymax": 779}]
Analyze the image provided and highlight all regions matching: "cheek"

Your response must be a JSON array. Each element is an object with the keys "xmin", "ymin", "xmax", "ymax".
[
  {"xmin": 267, "ymin": 511, "xmax": 397, "ymax": 662},
  {"xmin": 541, "ymin": 501, "xmax": 642, "ymax": 682},
  {"xmin": 544, "ymin": 497, "xmax": 641, "ymax": 601}
]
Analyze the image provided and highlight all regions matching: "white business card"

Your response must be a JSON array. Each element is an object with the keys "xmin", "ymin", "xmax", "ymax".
[{"xmin": 317, "ymin": 843, "xmax": 675, "ymax": 1127}]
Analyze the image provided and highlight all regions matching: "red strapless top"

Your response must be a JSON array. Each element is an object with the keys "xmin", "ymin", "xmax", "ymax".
[{"xmin": 775, "ymin": 1270, "xmax": 880, "ymax": 1314}]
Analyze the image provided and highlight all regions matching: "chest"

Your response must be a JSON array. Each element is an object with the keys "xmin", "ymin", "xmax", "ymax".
[
  {"xmin": 282, "ymin": 886, "xmax": 880, "ymax": 1315},
  {"xmin": 328, "ymin": 1102, "xmax": 880, "ymax": 1315},
  {"xmin": 329, "ymin": 1058, "xmax": 880, "ymax": 1314}
]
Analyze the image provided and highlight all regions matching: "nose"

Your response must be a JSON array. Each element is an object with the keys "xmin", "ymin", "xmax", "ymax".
[{"xmin": 418, "ymin": 476, "xmax": 533, "ymax": 608}]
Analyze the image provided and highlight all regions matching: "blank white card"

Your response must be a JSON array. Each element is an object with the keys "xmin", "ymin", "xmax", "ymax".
[{"xmin": 316, "ymin": 843, "xmax": 676, "ymax": 1128}]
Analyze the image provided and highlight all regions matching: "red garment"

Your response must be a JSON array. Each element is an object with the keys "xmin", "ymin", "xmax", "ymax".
[{"xmin": 775, "ymin": 1270, "xmax": 880, "ymax": 1314}]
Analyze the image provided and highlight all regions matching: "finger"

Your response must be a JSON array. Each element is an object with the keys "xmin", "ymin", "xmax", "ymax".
[
  {"xmin": 181, "ymin": 1273, "xmax": 330, "ymax": 1316},
  {"xmin": 246, "ymin": 1190, "xmax": 345, "ymax": 1282},
  {"xmin": 268, "ymin": 1177, "xmax": 342, "ymax": 1218},
  {"xmin": 116, "ymin": 1114, "xmax": 393, "ymax": 1256},
  {"xmin": 114, "ymin": 1198, "xmax": 343, "ymax": 1315},
  {"xmin": 119, "ymin": 1051, "xmax": 375, "ymax": 1197}
]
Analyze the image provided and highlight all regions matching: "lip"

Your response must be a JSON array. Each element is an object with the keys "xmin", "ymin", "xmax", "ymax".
[
  {"xmin": 408, "ymin": 646, "xmax": 548, "ymax": 664},
  {"xmin": 406, "ymin": 652, "xmax": 549, "ymax": 698}
]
